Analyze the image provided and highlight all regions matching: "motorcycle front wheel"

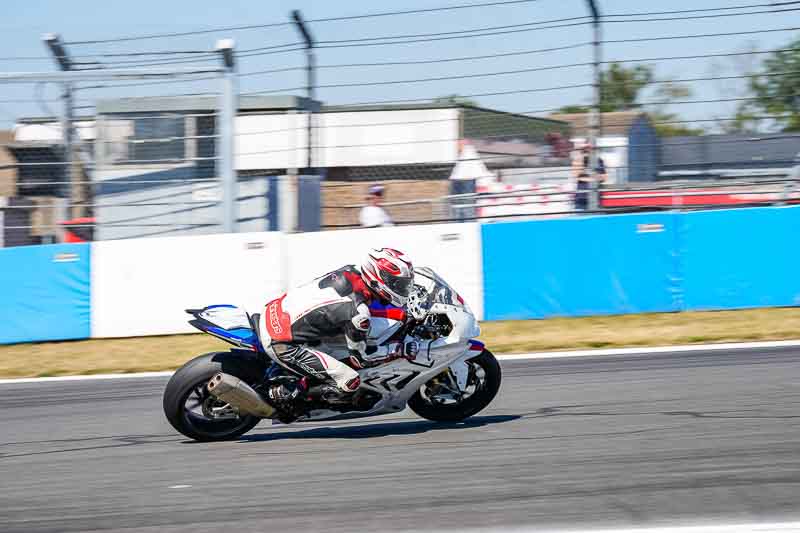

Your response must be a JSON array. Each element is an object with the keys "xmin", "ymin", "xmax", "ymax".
[
  {"xmin": 407, "ymin": 349, "xmax": 502, "ymax": 422},
  {"xmin": 163, "ymin": 351, "xmax": 265, "ymax": 442}
]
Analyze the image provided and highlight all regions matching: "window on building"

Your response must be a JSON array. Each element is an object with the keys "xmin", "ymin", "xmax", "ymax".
[{"xmin": 130, "ymin": 116, "xmax": 186, "ymax": 162}]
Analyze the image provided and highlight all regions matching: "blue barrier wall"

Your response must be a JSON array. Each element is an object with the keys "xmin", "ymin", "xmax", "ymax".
[
  {"xmin": 683, "ymin": 206, "xmax": 800, "ymax": 310},
  {"xmin": 482, "ymin": 206, "xmax": 800, "ymax": 321},
  {"xmin": 0, "ymin": 244, "xmax": 91, "ymax": 344},
  {"xmin": 482, "ymin": 213, "xmax": 680, "ymax": 320}
]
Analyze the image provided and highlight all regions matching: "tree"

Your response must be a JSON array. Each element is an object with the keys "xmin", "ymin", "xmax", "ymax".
[
  {"xmin": 648, "ymin": 82, "xmax": 704, "ymax": 137},
  {"xmin": 746, "ymin": 38, "xmax": 800, "ymax": 131},
  {"xmin": 556, "ymin": 104, "xmax": 591, "ymax": 113},
  {"xmin": 598, "ymin": 63, "xmax": 653, "ymax": 112},
  {"xmin": 648, "ymin": 114, "xmax": 705, "ymax": 137},
  {"xmin": 708, "ymin": 41, "xmax": 762, "ymax": 133},
  {"xmin": 558, "ymin": 63, "xmax": 652, "ymax": 114},
  {"xmin": 718, "ymin": 105, "xmax": 762, "ymax": 134},
  {"xmin": 557, "ymin": 63, "xmax": 703, "ymax": 136}
]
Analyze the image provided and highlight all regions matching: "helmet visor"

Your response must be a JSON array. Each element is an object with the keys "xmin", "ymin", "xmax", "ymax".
[{"xmin": 381, "ymin": 272, "xmax": 413, "ymax": 298}]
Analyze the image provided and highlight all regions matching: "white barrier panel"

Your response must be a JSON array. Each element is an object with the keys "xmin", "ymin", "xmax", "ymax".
[
  {"xmin": 285, "ymin": 223, "xmax": 484, "ymax": 320},
  {"xmin": 91, "ymin": 232, "xmax": 283, "ymax": 338},
  {"xmin": 236, "ymin": 109, "xmax": 458, "ymax": 171}
]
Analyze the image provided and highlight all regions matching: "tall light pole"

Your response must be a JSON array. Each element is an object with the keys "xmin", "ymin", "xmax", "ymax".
[
  {"xmin": 216, "ymin": 39, "xmax": 238, "ymax": 233},
  {"xmin": 584, "ymin": 0, "xmax": 602, "ymax": 157},
  {"xmin": 291, "ymin": 9, "xmax": 316, "ymax": 173},
  {"xmin": 584, "ymin": 0, "xmax": 603, "ymax": 209},
  {"xmin": 43, "ymin": 33, "xmax": 74, "ymax": 206}
]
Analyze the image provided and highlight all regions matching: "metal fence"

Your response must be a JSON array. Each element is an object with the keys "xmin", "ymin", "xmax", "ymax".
[
  {"xmin": 0, "ymin": 42, "xmax": 240, "ymax": 245},
  {"xmin": 318, "ymin": 176, "xmax": 800, "ymax": 229},
  {"xmin": 0, "ymin": 2, "xmax": 799, "ymax": 243}
]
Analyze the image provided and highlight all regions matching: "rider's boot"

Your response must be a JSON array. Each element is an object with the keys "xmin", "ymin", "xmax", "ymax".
[{"xmin": 267, "ymin": 377, "xmax": 308, "ymax": 422}]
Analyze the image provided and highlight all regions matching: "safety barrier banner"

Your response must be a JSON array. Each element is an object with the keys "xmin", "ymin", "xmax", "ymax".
[
  {"xmin": 4, "ymin": 207, "xmax": 800, "ymax": 344},
  {"xmin": 682, "ymin": 206, "xmax": 800, "ymax": 310},
  {"xmin": 90, "ymin": 232, "xmax": 284, "ymax": 338},
  {"xmin": 482, "ymin": 213, "xmax": 680, "ymax": 320},
  {"xmin": 0, "ymin": 243, "xmax": 91, "ymax": 344}
]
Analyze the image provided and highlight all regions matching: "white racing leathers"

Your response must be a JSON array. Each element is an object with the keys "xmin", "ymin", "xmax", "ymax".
[{"xmin": 259, "ymin": 266, "xmax": 373, "ymax": 393}]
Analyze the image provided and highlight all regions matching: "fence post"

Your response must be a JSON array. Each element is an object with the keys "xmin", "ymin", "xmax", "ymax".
[
  {"xmin": 43, "ymin": 34, "xmax": 75, "ymax": 222},
  {"xmin": 291, "ymin": 10, "xmax": 316, "ymax": 173},
  {"xmin": 216, "ymin": 39, "xmax": 237, "ymax": 234},
  {"xmin": 584, "ymin": 1, "xmax": 603, "ymax": 171}
]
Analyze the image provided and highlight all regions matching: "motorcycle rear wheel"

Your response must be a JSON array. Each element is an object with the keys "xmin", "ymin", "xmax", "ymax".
[
  {"xmin": 163, "ymin": 351, "xmax": 265, "ymax": 441},
  {"xmin": 408, "ymin": 349, "xmax": 501, "ymax": 422}
]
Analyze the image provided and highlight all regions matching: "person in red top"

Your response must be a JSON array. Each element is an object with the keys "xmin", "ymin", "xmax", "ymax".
[{"xmin": 259, "ymin": 248, "xmax": 414, "ymax": 406}]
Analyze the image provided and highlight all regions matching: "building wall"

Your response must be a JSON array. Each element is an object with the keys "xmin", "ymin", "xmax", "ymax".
[
  {"xmin": 28, "ymin": 196, "xmax": 59, "ymax": 239},
  {"xmin": 236, "ymin": 108, "xmax": 461, "ymax": 171},
  {"xmin": 93, "ymin": 166, "xmax": 273, "ymax": 241},
  {"xmin": 659, "ymin": 134, "xmax": 800, "ymax": 175},
  {"xmin": 13, "ymin": 120, "xmax": 96, "ymax": 143},
  {"xmin": 628, "ymin": 116, "xmax": 660, "ymax": 182},
  {"xmin": 1, "ymin": 197, "xmax": 38, "ymax": 247},
  {"xmin": 0, "ymin": 131, "xmax": 15, "ymax": 197},
  {"xmin": 92, "ymin": 113, "xmax": 273, "ymax": 241},
  {"xmin": 321, "ymin": 179, "xmax": 450, "ymax": 228},
  {"xmin": 463, "ymin": 107, "xmax": 570, "ymax": 142}
]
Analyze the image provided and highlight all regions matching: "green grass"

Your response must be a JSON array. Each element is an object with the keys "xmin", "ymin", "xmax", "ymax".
[{"xmin": 1, "ymin": 307, "xmax": 799, "ymax": 379}]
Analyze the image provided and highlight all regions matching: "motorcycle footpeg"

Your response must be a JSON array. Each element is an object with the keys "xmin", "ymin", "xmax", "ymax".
[{"xmin": 307, "ymin": 384, "xmax": 354, "ymax": 404}]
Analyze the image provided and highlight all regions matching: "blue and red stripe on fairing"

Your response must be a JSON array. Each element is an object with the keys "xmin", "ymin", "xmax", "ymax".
[
  {"xmin": 369, "ymin": 302, "xmax": 407, "ymax": 321},
  {"xmin": 469, "ymin": 340, "xmax": 485, "ymax": 351},
  {"xmin": 206, "ymin": 326, "xmax": 260, "ymax": 351}
]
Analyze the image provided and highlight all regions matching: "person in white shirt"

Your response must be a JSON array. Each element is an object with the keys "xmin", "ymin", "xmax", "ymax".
[{"xmin": 359, "ymin": 184, "xmax": 394, "ymax": 228}]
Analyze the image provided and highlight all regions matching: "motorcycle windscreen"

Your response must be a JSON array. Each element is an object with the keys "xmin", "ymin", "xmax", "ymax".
[{"xmin": 189, "ymin": 305, "xmax": 260, "ymax": 350}]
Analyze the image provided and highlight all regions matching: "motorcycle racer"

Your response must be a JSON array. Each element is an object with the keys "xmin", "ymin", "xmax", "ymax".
[{"xmin": 258, "ymin": 248, "xmax": 414, "ymax": 409}]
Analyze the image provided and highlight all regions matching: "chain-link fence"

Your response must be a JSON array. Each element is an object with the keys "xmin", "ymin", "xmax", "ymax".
[
  {"xmin": 1, "ymin": 2, "xmax": 799, "ymax": 242},
  {"xmin": 0, "ymin": 62, "xmax": 243, "ymax": 245}
]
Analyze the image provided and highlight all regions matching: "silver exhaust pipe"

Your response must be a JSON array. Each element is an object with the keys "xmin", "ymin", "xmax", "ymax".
[{"xmin": 207, "ymin": 373, "xmax": 276, "ymax": 418}]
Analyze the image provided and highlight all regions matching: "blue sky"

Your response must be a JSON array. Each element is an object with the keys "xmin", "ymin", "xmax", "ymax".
[{"xmin": 0, "ymin": 0, "xmax": 796, "ymax": 130}]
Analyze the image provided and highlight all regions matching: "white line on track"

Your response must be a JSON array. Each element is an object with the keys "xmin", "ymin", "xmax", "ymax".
[
  {"xmin": 2, "ymin": 338, "xmax": 800, "ymax": 385},
  {"xmin": 0, "ymin": 370, "xmax": 174, "ymax": 385},
  {"xmin": 459, "ymin": 522, "xmax": 800, "ymax": 533},
  {"xmin": 497, "ymin": 339, "xmax": 800, "ymax": 361}
]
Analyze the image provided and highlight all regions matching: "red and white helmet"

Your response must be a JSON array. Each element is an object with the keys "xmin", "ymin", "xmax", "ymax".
[{"xmin": 361, "ymin": 248, "xmax": 414, "ymax": 307}]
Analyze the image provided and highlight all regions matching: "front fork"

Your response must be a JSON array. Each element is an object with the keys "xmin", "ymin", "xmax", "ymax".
[
  {"xmin": 448, "ymin": 341, "xmax": 485, "ymax": 391},
  {"xmin": 426, "ymin": 344, "xmax": 483, "ymax": 398}
]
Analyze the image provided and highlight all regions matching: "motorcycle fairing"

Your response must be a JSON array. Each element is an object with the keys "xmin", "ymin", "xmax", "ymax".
[
  {"xmin": 186, "ymin": 305, "xmax": 261, "ymax": 351},
  {"xmin": 367, "ymin": 302, "xmax": 405, "ymax": 345},
  {"xmin": 294, "ymin": 304, "xmax": 483, "ymax": 422}
]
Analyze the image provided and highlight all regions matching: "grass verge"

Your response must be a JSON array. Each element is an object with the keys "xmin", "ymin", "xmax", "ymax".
[{"xmin": 2, "ymin": 307, "xmax": 800, "ymax": 379}]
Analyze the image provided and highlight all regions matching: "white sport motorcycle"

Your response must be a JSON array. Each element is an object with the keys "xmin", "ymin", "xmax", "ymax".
[{"xmin": 163, "ymin": 267, "xmax": 501, "ymax": 441}]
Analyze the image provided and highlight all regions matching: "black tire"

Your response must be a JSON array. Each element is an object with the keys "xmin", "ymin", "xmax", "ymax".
[
  {"xmin": 408, "ymin": 349, "xmax": 502, "ymax": 423},
  {"xmin": 163, "ymin": 351, "xmax": 267, "ymax": 442}
]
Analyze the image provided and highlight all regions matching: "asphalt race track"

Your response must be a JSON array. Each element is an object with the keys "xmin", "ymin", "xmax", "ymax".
[{"xmin": 1, "ymin": 346, "xmax": 799, "ymax": 533}]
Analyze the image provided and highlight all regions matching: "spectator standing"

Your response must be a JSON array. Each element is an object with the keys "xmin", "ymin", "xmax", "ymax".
[
  {"xmin": 359, "ymin": 184, "xmax": 394, "ymax": 228},
  {"xmin": 573, "ymin": 144, "xmax": 606, "ymax": 212}
]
